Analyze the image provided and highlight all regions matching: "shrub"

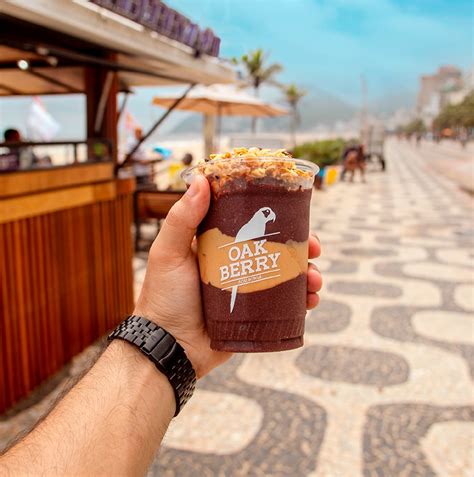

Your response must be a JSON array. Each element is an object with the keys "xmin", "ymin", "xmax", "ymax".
[{"xmin": 292, "ymin": 138, "xmax": 346, "ymax": 169}]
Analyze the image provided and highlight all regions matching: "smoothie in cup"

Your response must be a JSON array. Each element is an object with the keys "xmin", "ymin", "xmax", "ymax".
[{"xmin": 183, "ymin": 148, "xmax": 318, "ymax": 352}]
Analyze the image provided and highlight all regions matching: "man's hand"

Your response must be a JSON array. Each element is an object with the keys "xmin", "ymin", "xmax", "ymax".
[
  {"xmin": 0, "ymin": 176, "xmax": 322, "ymax": 476},
  {"xmin": 134, "ymin": 175, "xmax": 322, "ymax": 378}
]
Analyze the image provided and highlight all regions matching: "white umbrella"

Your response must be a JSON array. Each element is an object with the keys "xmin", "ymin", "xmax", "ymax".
[
  {"xmin": 152, "ymin": 84, "xmax": 288, "ymax": 152},
  {"xmin": 153, "ymin": 84, "xmax": 287, "ymax": 117}
]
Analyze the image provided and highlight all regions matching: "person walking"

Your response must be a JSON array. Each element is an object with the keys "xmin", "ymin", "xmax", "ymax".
[
  {"xmin": 341, "ymin": 143, "xmax": 366, "ymax": 183},
  {"xmin": 340, "ymin": 144, "xmax": 357, "ymax": 182},
  {"xmin": 356, "ymin": 144, "xmax": 367, "ymax": 183}
]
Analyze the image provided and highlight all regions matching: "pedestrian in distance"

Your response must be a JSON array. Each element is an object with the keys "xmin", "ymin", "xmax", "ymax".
[
  {"xmin": 341, "ymin": 143, "xmax": 366, "ymax": 183},
  {"xmin": 340, "ymin": 143, "xmax": 357, "ymax": 182},
  {"xmin": 356, "ymin": 144, "xmax": 367, "ymax": 183}
]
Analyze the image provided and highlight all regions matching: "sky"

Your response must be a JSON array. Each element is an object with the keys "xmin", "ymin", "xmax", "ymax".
[
  {"xmin": 0, "ymin": 0, "xmax": 472, "ymax": 139},
  {"xmin": 173, "ymin": 0, "xmax": 473, "ymax": 104}
]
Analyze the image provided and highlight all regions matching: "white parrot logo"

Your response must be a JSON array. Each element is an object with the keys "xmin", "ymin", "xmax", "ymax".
[{"xmin": 229, "ymin": 207, "xmax": 277, "ymax": 313}]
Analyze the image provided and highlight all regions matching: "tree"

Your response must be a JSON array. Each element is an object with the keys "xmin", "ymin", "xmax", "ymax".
[
  {"xmin": 403, "ymin": 118, "xmax": 426, "ymax": 136},
  {"xmin": 433, "ymin": 91, "xmax": 474, "ymax": 131},
  {"xmin": 283, "ymin": 83, "xmax": 306, "ymax": 148},
  {"xmin": 233, "ymin": 48, "xmax": 283, "ymax": 134},
  {"xmin": 460, "ymin": 91, "xmax": 474, "ymax": 128},
  {"xmin": 458, "ymin": 91, "xmax": 474, "ymax": 129},
  {"xmin": 433, "ymin": 104, "xmax": 459, "ymax": 131}
]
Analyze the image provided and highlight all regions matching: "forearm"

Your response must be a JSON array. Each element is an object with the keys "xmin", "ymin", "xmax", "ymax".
[{"xmin": 1, "ymin": 340, "xmax": 175, "ymax": 476}]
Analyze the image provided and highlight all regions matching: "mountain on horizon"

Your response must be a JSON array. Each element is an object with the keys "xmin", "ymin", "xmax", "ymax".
[
  {"xmin": 371, "ymin": 90, "xmax": 417, "ymax": 115},
  {"xmin": 168, "ymin": 90, "xmax": 359, "ymax": 135},
  {"xmin": 165, "ymin": 85, "xmax": 417, "ymax": 135}
]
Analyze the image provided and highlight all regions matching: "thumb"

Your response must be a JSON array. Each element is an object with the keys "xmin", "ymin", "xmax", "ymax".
[{"xmin": 153, "ymin": 175, "xmax": 210, "ymax": 259}]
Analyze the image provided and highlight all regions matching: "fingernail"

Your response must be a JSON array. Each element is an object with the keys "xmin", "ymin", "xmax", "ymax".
[
  {"xmin": 186, "ymin": 178, "xmax": 200, "ymax": 197},
  {"xmin": 310, "ymin": 262, "xmax": 320, "ymax": 272},
  {"xmin": 312, "ymin": 232, "xmax": 320, "ymax": 243}
]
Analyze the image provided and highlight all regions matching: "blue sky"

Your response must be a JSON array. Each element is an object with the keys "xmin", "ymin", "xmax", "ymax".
[
  {"xmin": 1, "ymin": 0, "xmax": 472, "ymax": 139},
  {"xmin": 173, "ymin": 0, "xmax": 473, "ymax": 104}
]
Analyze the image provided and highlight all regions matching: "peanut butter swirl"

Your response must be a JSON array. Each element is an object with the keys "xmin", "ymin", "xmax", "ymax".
[{"xmin": 198, "ymin": 227, "xmax": 308, "ymax": 294}]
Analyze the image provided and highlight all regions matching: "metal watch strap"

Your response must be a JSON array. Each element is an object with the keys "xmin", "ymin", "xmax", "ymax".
[{"xmin": 108, "ymin": 315, "xmax": 196, "ymax": 416}]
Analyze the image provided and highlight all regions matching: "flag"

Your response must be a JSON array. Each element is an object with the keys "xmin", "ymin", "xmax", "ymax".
[
  {"xmin": 26, "ymin": 97, "xmax": 60, "ymax": 141},
  {"xmin": 124, "ymin": 111, "xmax": 140, "ymax": 132}
]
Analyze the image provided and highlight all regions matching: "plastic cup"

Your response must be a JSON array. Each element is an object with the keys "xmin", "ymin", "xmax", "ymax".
[{"xmin": 183, "ymin": 155, "xmax": 318, "ymax": 352}]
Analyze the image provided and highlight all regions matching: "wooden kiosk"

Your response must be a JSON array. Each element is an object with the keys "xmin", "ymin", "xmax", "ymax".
[{"xmin": 0, "ymin": 0, "xmax": 234, "ymax": 413}]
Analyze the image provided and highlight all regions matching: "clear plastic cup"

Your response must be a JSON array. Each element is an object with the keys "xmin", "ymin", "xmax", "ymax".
[{"xmin": 183, "ymin": 156, "xmax": 318, "ymax": 352}]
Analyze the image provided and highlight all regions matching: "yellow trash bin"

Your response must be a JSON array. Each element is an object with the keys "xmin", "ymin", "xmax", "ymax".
[{"xmin": 324, "ymin": 165, "xmax": 340, "ymax": 186}]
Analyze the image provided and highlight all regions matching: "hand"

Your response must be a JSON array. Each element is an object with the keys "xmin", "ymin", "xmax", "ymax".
[{"xmin": 134, "ymin": 176, "xmax": 322, "ymax": 378}]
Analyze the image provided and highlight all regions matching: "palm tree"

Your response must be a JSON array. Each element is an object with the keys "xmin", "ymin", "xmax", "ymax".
[
  {"xmin": 234, "ymin": 49, "xmax": 283, "ymax": 134},
  {"xmin": 284, "ymin": 83, "xmax": 306, "ymax": 148}
]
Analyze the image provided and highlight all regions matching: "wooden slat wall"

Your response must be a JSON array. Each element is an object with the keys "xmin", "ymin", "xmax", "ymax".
[
  {"xmin": 0, "ymin": 191, "xmax": 134, "ymax": 413},
  {"xmin": 0, "ymin": 162, "xmax": 113, "ymax": 198}
]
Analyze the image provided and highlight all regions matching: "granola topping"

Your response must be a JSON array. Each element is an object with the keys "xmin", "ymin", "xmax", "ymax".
[{"xmin": 183, "ymin": 147, "xmax": 318, "ymax": 194}]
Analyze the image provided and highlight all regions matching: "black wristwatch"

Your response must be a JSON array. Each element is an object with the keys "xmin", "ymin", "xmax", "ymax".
[{"xmin": 108, "ymin": 315, "xmax": 196, "ymax": 416}]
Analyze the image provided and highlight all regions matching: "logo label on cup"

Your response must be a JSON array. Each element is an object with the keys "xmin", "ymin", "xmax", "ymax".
[
  {"xmin": 217, "ymin": 207, "xmax": 280, "ymax": 313},
  {"xmin": 219, "ymin": 240, "xmax": 280, "ymax": 284}
]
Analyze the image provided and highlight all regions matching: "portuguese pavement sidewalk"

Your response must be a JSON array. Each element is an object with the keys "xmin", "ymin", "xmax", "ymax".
[{"xmin": 1, "ymin": 139, "xmax": 473, "ymax": 477}]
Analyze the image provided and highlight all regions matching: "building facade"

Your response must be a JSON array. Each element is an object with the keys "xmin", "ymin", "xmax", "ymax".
[{"xmin": 417, "ymin": 65, "xmax": 464, "ymax": 125}]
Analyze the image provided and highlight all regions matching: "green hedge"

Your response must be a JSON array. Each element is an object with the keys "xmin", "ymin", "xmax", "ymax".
[{"xmin": 292, "ymin": 138, "xmax": 346, "ymax": 169}]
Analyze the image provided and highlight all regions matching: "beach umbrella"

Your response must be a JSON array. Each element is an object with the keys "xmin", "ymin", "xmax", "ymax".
[{"xmin": 152, "ymin": 84, "xmax": 288, "ymax": 154}]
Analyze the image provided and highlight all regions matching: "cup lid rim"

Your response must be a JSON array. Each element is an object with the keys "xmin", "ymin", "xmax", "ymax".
[{"xmin": 182, "ymin": 156, "xmax": 319, "ymax": 181}]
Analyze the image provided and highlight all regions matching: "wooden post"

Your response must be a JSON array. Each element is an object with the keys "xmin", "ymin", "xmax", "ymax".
[
  {"xmin": 85, "ymin": 54, "xmax": 119, "ymax": 165},
  {"xmin": 203, "ymin": 113, "xmax": 216, "ymax": 159}
]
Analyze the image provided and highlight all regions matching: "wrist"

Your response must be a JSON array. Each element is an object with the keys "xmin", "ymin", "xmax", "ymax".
[
  {"xmin": 108, "ymin": 316, "xmax": 197, "ymax": 415},
  {"xmin": 132, "ymin": 307, "xmax": 203, "ymax": 378},
  {"xmin": 106, "ymin": 340, "xmax": 176, "ymax": 415}
]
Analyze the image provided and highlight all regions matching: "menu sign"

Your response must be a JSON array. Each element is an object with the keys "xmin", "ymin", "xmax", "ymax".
[{"xmin": 90, "ymin": 0, "xmax": 221, "ymax": 56}]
